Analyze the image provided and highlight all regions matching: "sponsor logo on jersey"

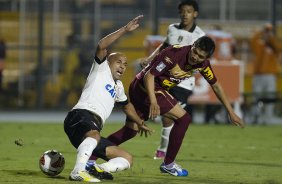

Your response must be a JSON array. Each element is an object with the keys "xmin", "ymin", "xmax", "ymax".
[
  {"xmin": 156, "ymin": 62, "xmax": 166, "ymax": 72},
  {"xmin": 202, "ymin": 67, "xmax": 214, "ymax": 80},
  {"xmin": 170, "ymin": 64, "xmax": 191, "ymax": 78},
  {"xmin": 164, "ymin": 56, "xmax": 172, "ymax": 64},
  {"xmin": 105, "ymin": 84, "xmax": 116, "ymax": 98},
  {"xmin": 162, "ymin": 79, "xmax": 176, "ymax": 90}
]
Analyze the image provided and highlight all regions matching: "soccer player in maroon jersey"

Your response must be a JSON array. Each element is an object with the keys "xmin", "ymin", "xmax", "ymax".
[
  {"xmin": 141, "ymin": 0, "xmax": 205, "ymax": 160},
  {"xmin": 108, "ymin": 36, "xmax": 245, "ymax": 176}
]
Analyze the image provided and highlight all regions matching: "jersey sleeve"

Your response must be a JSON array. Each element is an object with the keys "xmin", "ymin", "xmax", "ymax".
[
  {"xmin": 88, "ymin": 57, "xmax": 109, "ymax": 75},
  {"xmin": 191, "ymin": 26, "xmax": 206, "ymax": 43},
  {"xmin": 115, "ymin": 80, "xmax": 128, "ymax": 103},
  {"xmin": 149, "ymin": 47, "xmax": 175, "ymax": 77},
  {"xmin": 199, "ymin": 61, "xmax": 217, "ymax": 85},
  {"xmin": 94, "ymin": 55, "xmax": 106, "ymax": 64}
]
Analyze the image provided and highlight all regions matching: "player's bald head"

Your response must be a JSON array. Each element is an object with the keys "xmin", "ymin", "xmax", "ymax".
[
  {"xmin": 107, "ymin": 52, "xmax": 128, "ymax": 81},
  {"xmin": 107, "ymin": 52, "xmax": 127, "ymax": 62}
]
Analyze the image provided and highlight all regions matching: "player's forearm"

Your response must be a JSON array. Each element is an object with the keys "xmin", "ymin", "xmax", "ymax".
[
  {"xmin": 143, "ymin": 43, "xmax": 168, "ymax": 67},
  {"xmin": 211, "ymin": 83, "xmax": 234, "ymax": 114},
  {"xmin": 144, "ymin": 71, "xmax": 158, "ymax": 104},
  {"xmin": 97, "ymin": 27, "xmax": 127, "ymax": 51},
  {"xmin": 123, "ymin": 102, "xmax": 144, "ymax": 126},
  {"xmin": 146, "ymin": 44, "xmax": 163, "ymax": 63}
]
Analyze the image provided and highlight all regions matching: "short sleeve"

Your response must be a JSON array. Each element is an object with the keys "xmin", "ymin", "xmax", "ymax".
[
  {"xmin": 149, "ymin": 47, "xmax": 175, "ymax": 77},
  {"xmin": 199, "ymin": 61, "xmax": 217, "ymax": 85},
  {"xmin": 115, "ymin": 80, "xmax": 128, "ymax": 103}
]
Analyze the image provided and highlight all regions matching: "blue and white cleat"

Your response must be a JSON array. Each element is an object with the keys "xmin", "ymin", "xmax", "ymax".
[{"xmin": 160, "ymin": 162, "xmax": 188, "ymax": 176}]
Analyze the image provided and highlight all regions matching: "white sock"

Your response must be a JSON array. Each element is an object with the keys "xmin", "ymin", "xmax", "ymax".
[
  {"xmin": 73, "ymin": 137, "xmax": 98, "ymax": 173},
  {"xmin": 98, "ymin": 157, "xmax": 130, "ymax": 173},
  {"xmin": 158, "ymin": 125, "xmax": 173, "ymax": 152}
]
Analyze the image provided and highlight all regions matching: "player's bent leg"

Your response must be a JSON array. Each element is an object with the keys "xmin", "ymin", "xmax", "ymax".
[
  {"xmin": 165, "ymin": 113, "xmax": 190, "ymax": 164},
  {"xmin": 154, "ymin": 117, "xmax": 174, "ymax": 159},
  {"xmin": 107, "ymin": 120, "xmax": 139, "ymax": 145},
  {"xmin": 73, "ymin": 131, "xmax": 100, "ymax": 172},
  {"xmin": 85, "ymin": 130, "xmax": 101, "ymax": 142},
  {"xmin": 160, "ymin": 104, "xmax": 191, "ymax": 176},
  {"xmin": 163, "ymin": 103, "xmax": 187, "ymax": 120},
  {"xmin": 99, "ymin": 157, "xmax": 131, "ymax": 173},
  {"xmin": 106, "ymin": 145, "xmax": 133, "ymax": 165},
  {"xmin": 86, "ymin": 138, "xmax": 131, "ymax": 179},
  {"xmin": 70, "ymin": 133, "xmax": 101, "ymax": 182},
  {"xmin": 86, "ymin": 137, "xmax": 117, "ymax": 180},
  {"xmin": 97, "ymin": 146, "xmax": 132, "ymax": 173}
]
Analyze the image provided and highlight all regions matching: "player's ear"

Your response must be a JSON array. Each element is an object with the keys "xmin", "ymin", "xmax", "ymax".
[{"xmin": 193, "ymin": 11, "xmax": 198, "ymax": 19}]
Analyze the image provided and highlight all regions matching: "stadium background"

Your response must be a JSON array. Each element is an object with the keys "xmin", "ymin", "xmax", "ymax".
[{"xmin": 0, "ymin": 0, "xmax": 281, "ymax": 121}]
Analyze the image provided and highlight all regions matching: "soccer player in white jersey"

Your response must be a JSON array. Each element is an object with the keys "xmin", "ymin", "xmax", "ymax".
[
  {"xmin": 141, "ymin": 0, "xmax": 205, "ymax": 159},
  {"xmin": 64, "ymin": 15, "xmax": 152, "ymax": 183}
]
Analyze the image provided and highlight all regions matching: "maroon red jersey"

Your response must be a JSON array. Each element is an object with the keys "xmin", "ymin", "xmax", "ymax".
[{"xmin": 136, "ymin": 45, "xmax": 217, "ymax": 90}]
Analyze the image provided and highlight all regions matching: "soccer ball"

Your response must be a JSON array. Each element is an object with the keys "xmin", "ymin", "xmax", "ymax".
[{"xmin": 39, "ymin": 150, "xmax": 65, "ymax": 176}]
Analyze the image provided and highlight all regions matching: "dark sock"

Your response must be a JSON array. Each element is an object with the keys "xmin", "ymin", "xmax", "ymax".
[
  {"xmin": 165, "ymin": 113, "xmax": 191, "ymax": 165},
  {"xmin": 107, "ymin": 125, "xmax": 138, "ymax": 145}
]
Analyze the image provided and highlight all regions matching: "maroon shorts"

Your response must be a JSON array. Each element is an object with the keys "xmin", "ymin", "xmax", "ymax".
[{"xmin": 129, "ymin": 78, "xmax": 178, "ymax": 121}]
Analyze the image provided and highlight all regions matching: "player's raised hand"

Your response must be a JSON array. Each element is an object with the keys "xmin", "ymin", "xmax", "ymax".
[{"xmin": 125, "ymin": 15, "xmax": 143, "ymax": 32}]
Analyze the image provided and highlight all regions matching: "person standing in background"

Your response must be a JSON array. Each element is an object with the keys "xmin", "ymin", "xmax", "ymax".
[{"xmin": 250, "ymin": 24, "xmax": 282, "ymax": 124}]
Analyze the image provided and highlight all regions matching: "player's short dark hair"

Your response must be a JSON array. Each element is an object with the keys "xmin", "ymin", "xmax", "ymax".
[
  {"xmin": 178, "ymin": 0, "xmax": 199, "ymax": 12},
  {"xmin": 193, "ymin": 36, "xmax": 215, "ymax": 58}
]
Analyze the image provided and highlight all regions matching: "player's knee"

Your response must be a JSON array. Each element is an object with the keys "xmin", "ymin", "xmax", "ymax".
[
  {"xmin": 118, "ymin": 150, "xmax": 132, "ymax": 166},
  {"xmin": 106, "ymin": 146, "xmax": 133, "ymax": 165},
  {"xmin": 123, "ymin": 152, "xmax": 133, "ymax": 166},
  {"xmin": 162, "ymin": 116, "xmax": 174, "ymax": 127},
  {"xmin": 116, "ymin": 150, "xmax": 133, "ymax": 167},
  {"xmin": 85, "ymin": 130, "xmax": 101, "ymax": 142},
  {"xmin": 175, "ymin": 113, "xmax": 191, "ymax": 129}
]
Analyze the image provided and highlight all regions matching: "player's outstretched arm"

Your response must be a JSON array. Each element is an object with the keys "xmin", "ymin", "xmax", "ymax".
[
  {"xmin": 140, "ymin": 44, "xmax": 163, "ymax": 68},
  {"xmin": 140, "ymin": 42, "xmax": 169, "ymax": 68},
  {"xmin": 211, "ymin": 82, "xmax": 245, "ymax": 128},
  {"xmin": 96, "ymin": 15, "xmax": 143, "ymax": 60},
  {"xmin": 122, "ymin": 102, "xmax": 153, "ymax": 137},
  {"xmin": 144, "ymin": 71, "xmax": 160, "ymax": 120}
]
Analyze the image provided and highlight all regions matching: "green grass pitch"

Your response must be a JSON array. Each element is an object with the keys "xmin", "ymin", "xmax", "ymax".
[{"xmin": 0, "ymin": 122, "xmax": 282, "ymax": 184}]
